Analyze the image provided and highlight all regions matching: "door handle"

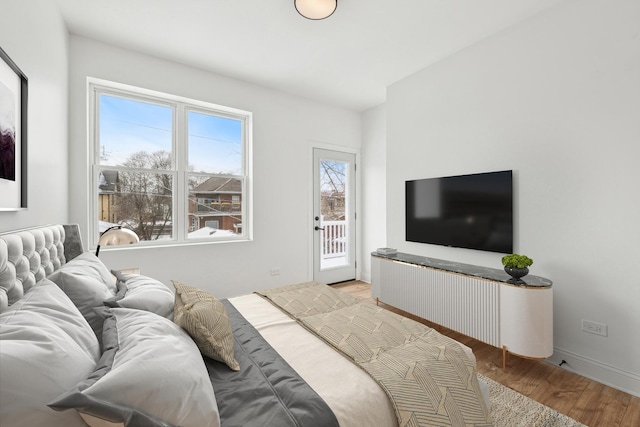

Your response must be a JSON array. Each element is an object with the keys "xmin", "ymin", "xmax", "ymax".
[{"xmin": 314, "ymin": 226, "xmax": 325, "ymax": 231}]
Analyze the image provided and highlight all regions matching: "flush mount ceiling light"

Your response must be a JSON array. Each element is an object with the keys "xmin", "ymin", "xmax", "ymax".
[{"xmin": 295, "ymin": 0, "xmax": 338, "ymax": 20}]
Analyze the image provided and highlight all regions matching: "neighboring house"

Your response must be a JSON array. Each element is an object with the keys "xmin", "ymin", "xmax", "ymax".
[
  {"xmin": 97, "ymin": 170, "xmax": 119, "ymax": 224},
  {"xmin": 189, "ymin": 177, "xmax": 242, "ymax": 234},
  {"xmin": 97, "ymin": 172, "xmax": 242, "ymax": 238},
  {"xmin": 97, "ymin": 170, "xmax": 174, "ymax": 240}
]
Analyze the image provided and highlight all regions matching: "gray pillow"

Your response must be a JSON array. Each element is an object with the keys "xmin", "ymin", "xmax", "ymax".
[
  {"xmin": 48, "ymin": 252, "xmax": 117, "ymax": 340},
  {"xmin": 104, "ymin": 271, "xmax": 174, "ymax": 319},
  {"xmin": 49, "ymin": 307, "xmax": 221, "ymax": 427},
  {"xmin": 0, "ymin": 279, "xmax": 99, "ymax": 427}
]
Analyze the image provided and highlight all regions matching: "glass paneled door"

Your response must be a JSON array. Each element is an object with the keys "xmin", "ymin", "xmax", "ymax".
[{"xmin": 313, "ymin": 148, "xmax": 356, "ymax": 284}]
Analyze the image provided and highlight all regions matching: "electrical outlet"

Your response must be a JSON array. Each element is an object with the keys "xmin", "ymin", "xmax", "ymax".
[
  {"xmin": 270, "ymin": 267, "xmax": 281, "ymax": 276},
  {"xmin": 582, "ymin": 319, "xmax": 608, "ymax": 336}
]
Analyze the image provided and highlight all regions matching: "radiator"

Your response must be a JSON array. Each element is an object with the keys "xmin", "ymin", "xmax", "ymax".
[{"xmin": 375, "ymin": 259, "xmax": 501, "ymax": 347}]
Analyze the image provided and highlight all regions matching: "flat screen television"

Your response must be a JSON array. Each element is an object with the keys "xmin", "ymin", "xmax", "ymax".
[{"xmin": 405, "ymin": 170, "xmax": 513, "ymax": 253}]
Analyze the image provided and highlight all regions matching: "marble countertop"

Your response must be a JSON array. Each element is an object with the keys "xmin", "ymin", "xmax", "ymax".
[{"xmin": 372, "ymin": 251, "xmax": 552, "ymax": 288}]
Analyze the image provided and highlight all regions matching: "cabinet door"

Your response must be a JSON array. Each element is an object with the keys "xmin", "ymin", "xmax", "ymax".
[{"xmin": 500, "ymin": 286, "xmax": 553, "ymax": 358}]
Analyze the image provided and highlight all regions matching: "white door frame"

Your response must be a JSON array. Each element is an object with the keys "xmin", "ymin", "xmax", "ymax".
[{"xmin": 308, "ymin": 143, "xmax": 360, "ymax": 284}]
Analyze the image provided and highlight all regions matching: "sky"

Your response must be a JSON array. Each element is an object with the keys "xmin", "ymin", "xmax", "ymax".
[{"xmin": 99, "ymin": 94, "xmax": 243, "ymax": 175}]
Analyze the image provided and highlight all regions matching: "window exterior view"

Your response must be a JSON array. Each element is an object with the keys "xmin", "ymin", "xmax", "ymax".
[
  {"xmin": 319, "ymin": 159, "xmax": 348, "ymax": 268},
  {"xmin": 188, "ymin": 176, "xmax": 243, "ymax": 237},
  {"xmin": 91, "ymin": 81, "xmax": 251, "ymax": 246}
]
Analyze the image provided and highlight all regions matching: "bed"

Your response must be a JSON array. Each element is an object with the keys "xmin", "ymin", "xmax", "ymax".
[{"xmin": 0, "ymin": 224, "xmax": 492, "ymax": 427}]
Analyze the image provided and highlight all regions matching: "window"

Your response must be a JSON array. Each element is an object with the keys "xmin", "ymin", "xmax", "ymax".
[
  {"xmin": 89, "ymin": 79, "xmax": 252, "ymax": 248},
  {"xmin": 205, "ymin": 220, "xmax": 220, "ymax": 230}
]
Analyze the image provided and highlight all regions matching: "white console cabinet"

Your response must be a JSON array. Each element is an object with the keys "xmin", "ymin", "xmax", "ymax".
[{"xmin": 371, "ymin": 253, "xmax": 553, "ymax": 368}]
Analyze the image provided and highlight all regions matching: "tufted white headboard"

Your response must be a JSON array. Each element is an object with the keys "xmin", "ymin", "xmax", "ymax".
[{"xmin": 0, "ymin": 224, "xmax": 84, "ymax": 312}]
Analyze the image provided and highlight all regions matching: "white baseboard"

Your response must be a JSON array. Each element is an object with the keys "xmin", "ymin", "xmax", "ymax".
[{"xmin": 548, "ymin": 347, "xmax": 640, "ymax": 398}]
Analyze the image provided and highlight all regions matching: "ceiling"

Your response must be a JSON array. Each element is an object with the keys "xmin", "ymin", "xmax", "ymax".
[{"xmin": 54, "ymin": 0, "xmax": 566, "ymax": 112}]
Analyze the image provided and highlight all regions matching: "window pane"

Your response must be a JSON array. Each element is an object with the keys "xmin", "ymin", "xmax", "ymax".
[
  {"xmin": 187, "ymin": 175, "xmax": 243, "ymax": 239},
  {"xmin": 188, "ymin": 111, "xmax": 242, "ymax": 174},
  {"xmin": 319, "ymin": 159, "xmax": 348, "ymax": 268},
  {"xmin": 320, "ymin": 160, "xmax": 346, "ymax": 220},
  {"xmin": 98, "ymin": 169, "xmax": 173, "ymax": 241},
  {"xmin": 99, "ymin": 94, "xmax": 172, "ymax": 167}
]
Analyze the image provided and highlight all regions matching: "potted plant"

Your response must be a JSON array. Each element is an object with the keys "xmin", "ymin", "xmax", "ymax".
[{"xmin": 501, "ymin": 254, "xmax": 533, "ymax": 280}]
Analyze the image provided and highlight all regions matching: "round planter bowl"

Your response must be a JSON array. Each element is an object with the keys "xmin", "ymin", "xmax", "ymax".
[{"xmin": 504, "ymin": 266, "xmax": 529, "ymax": 279}]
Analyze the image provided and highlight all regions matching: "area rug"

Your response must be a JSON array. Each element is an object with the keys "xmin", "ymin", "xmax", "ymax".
[{"xmin": 480, "ymin": 374, "xmax": 587, "ymax": 427}]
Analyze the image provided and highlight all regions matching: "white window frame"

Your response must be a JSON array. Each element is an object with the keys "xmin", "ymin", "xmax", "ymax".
[{"xmin": 87, "ymin": 78, "xmax": 253, "ymax": 250}]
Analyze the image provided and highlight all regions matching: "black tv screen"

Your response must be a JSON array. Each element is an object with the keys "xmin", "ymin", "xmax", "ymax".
[{"xmin": 405, "ymin": 170, "xmax": 513, "ymax": 253}]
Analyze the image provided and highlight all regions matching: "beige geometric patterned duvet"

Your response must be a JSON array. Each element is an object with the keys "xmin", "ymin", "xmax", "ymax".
[{"xmin": 257, "ymin": 282, "xmax": 493, "ymax": 427}]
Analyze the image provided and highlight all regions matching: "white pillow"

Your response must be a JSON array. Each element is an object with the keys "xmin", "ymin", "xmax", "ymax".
[
  {"xmin": 0, "ymin": 287, "xmax": 8, "ymax": 313},
  {"xmin": 104, "ymin": 271, "xmax": 174, "ymax": 319},
  {"xmin": 48, "ymin": 252, "xmax": 117, "ymax": 339},
  {"xmin": 49, "ymin": 307, "xmax": 221, "ymax": 427},
  {"xmin": 0, "ymin": 279, "xmax": 99, "ymax": 427}
]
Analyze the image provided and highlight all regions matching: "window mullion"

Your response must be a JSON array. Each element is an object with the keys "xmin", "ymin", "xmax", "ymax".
[{"xmin": 175, "ymin": 103, "xmax": 187, "ymax": 242}]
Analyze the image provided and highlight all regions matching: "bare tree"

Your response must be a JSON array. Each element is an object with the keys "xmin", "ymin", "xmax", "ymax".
[
  {"xmin": 115, "ymin": 150, "xmax": 173, "ymax": 241},
  {"xmin": 320, "ymin": 160, "xmax": 346, "ymax": 221},
  {"xmin": 320, "ymin": 160, "xmax": 345, "ymax": 193}
]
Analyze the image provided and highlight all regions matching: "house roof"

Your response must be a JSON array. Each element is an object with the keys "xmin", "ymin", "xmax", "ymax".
[
  {"xmin": 193, "ymin": 177, "xmax": 242, "ymax": 194},
  {"xmin": 98, "ymin": 170, "xmax": 118, "ymax": 193}
]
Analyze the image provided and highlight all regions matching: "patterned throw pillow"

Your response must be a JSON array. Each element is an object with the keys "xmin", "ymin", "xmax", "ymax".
[{"xmin": 171, "ymin": 280, "xmax": 240, "ymax": 371}]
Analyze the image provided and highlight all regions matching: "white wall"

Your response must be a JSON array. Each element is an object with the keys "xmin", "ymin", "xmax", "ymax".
[
  {"xmin": 360, "ymin": 104, "xmax": 387, "ymax": 282},
  {"xmin": 0, "ymin": 0, "xmax": 68, "ymax": 231},
  {"xmin": 67, "ymin": 36, "xmax": 361, "ymax": 298},
  {"xmin": 384, "ymin": 0, "xmax": 640, "ymax": 395}
]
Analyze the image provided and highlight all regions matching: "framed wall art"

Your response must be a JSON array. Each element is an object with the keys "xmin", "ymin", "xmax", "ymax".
[{"xmin": 0, "ymin": 46, "xmax": 27, "ymax": 211}]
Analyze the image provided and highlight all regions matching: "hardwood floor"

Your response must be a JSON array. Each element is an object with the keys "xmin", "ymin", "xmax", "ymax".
[{"xmin": 333, "ymin": 281, "xmax": 640, "ymax": 427}]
